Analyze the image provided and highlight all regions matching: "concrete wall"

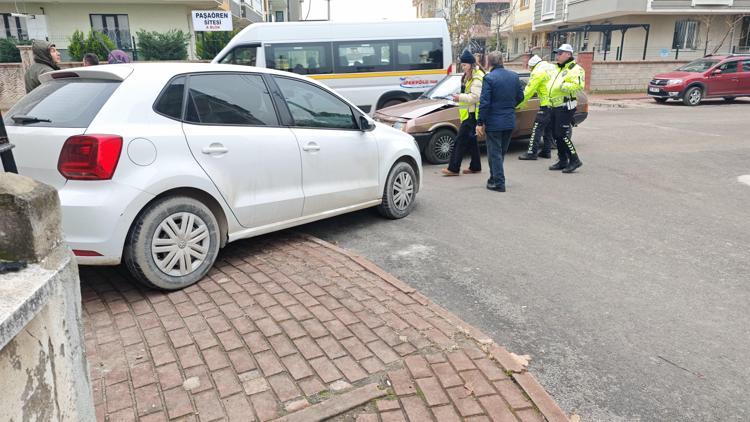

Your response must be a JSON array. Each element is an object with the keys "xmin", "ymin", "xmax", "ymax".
[
  {"xmin": 0, "ymin": 172, "xmax": 94, "ymax": 422},
  {"xmin": 590, "ymin": 60, "xmax": 689, "ymax": 91}
]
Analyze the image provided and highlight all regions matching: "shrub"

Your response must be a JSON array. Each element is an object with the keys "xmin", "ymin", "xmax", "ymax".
[
  {"xmin": 0, "ymin": 38, "xmax": 30, "ymax": 63},
  {"xmin": 136, "ymin": 29, "xmax": 190, "ymax": 61},
  {"xmin": 67, "ymin": 30, "xmax": 116, "ymax": 62},
  {"xmin": 195, "ymin": 30, "xmax": 236, "ymax": 60}
]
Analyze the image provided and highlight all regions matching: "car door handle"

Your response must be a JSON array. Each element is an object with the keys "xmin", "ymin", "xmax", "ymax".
[
  {"xmin": 201, "ymin": 144, "xmax": 229, "ymax": 155},
  {"xmin": 302, "ymin": 142, "xmax": 320, "ymax": 152}
]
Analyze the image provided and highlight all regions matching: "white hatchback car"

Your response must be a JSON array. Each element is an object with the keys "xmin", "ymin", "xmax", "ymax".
[{"xmin": 5, "ymin": 63, "xmax": 421, "ymax": 290}]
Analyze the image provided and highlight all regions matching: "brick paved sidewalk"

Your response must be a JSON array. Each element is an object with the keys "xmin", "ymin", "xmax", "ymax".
[{"xmin": 81, "ymin": 233, "xmax": 569, "ymax": 422}]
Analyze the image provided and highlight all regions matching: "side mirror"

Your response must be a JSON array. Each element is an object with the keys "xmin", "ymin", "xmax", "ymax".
[
  {"xmin": 359, "ymin": 115, "xmax": 375, "ymax": 132},
  {"xmin": 712, "ymin": 69, "xmax": 723, "ymax": 75}
]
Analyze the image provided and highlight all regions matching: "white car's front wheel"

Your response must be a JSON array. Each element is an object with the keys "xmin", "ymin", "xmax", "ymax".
[
  {"xmin": 378, "ymin": 161, "xmax": 417, "ymax": 219},
  {"xmin": 124, "ymin": 196, "xmax": 220, "ymax": 290}
]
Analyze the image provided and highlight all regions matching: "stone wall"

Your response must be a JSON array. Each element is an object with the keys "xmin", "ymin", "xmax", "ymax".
[
  {"xmin": 0, "ymin": 173, "xmax": 94, "ymax": 422},
  {"xmin": 590, "ymin": 60, "xmax": 690, "ymax": 92}
]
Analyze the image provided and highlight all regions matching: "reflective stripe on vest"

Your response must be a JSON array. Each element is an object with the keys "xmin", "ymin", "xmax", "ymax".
[{"xmin": 458, "ymin": 70, "xmax": 484, "ymax": 121}]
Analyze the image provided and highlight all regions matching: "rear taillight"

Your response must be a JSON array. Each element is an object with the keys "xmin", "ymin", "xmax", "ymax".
[{"xmin": 58, "ymin": 135, "xmax": 123, "ymax": 180}]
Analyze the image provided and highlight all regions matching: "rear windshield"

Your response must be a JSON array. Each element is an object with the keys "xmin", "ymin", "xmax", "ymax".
[{"xmin": 4, "ymin": 79, "xmax": 120, "ymax": 128}]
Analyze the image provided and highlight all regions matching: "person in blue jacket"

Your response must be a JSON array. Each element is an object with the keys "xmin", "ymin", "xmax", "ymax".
[{"xmin": 476, "ymin": 51, "xmax": 524, "ymax": 192}]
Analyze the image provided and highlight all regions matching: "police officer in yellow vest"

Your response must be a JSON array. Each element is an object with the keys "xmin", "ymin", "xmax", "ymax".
[
  {"xmin": 442, "ymin": 50, "xmax": 485, "ymax": 176},
  {"xmin": 517, "ymin": 54, "xmax": 556, "ymax": 160},
  {"xmin": 548, "ymin": 44, "xmax": 585, "ymax": 173}
]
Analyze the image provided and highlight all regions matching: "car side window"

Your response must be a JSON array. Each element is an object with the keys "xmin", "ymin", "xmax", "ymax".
[
  {"xmin": 218, "ymin": 46, "xmax": 258, "ymax": 66},
  {"xmin": 185, "ymin": 73, "xmax": 278, "ymax": 126},
  {"xmin": 273, "ymin": 77, "xmax": 357, "ymax": 130},
  {"xmin": 719, "ymin": 61, "xmax": 739, "ymax": 73},
  {"xmin": 154, "ymin": 76, "xmax": 186, "ymax": 120},
  {"xmin": 743, "ymin": 60, "xmax": 750, "ymax": 72}
]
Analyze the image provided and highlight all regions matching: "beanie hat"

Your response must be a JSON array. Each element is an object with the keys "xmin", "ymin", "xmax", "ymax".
[
  {"xmin": 528, "ymin": 55, "xmax": 542, "ymax": 68},
  {"xmin": 459, "ymin": 50, "xmax": 476, "ymax": 64}
]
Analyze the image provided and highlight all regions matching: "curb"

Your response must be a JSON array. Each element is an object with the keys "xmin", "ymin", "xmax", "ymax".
[{"xmin": 303, "ymin": 234, "xmax": 571, "ymax": 422}]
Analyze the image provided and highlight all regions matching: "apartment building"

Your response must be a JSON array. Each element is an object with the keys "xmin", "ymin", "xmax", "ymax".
[
  {"xmin": 534, "ymin": 0, "xmax": 750, "ymax": 60},
  {"xmin": 496, "ymin": 0, "xmax": 542, "ymax": 57}
]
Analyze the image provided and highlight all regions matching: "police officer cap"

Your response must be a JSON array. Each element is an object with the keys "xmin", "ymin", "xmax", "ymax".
[
  {"xmin": 528, "ymin": 55, "xmax": 542, "ymax": 67},
  {"xmin": 554, "ymin": 44, "xmax": 575, "ymax": 54},
  {"xmin": 459, "ymin": 50, "xmax": 476, "ymax": 64}
]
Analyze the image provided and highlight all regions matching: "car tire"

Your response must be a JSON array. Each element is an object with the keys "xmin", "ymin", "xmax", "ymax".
[
  {"xmin": 424, "ymin": 128, "xmax": 455, "ymax": 164},
  {"xmin": 123, "ymin": 196, "xmax": 220, "ymax": 291},
  {"xmin": 378, "ymin": 161, "xmax": 417, "ymax": 220},
  {"xmin": 682, "ymin": 86, "xmax": 702, "ymax": 106},
  {"xmin": 654, "ymin": 98, "xmax": 668, "ymax": 104},
  {"xmin": 723, "ymin": 97, "xmax": 736, "ymax": 102}
]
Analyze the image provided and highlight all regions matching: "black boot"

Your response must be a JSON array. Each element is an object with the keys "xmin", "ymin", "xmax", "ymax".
[
  {"xmin": 549, "ymin": 161, "xmax": 568, "ymax": 170},
  {"xmin": 562, "ymin": 156, "xmax": 583, "ymax": 173},
  {"xmin": 518, "ymin": 152, "xmax": 538, "ymax": 160}
]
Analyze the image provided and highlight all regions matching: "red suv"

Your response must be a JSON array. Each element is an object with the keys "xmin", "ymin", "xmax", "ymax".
[{"xmin": 648, "ymin": 54, "xmax": 750, "ymax": 106}]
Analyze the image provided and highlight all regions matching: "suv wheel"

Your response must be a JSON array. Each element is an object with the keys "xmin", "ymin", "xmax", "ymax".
[
  {"xmin": 424, "ymin": 129, "xmax": 455, "ymax": 164},
  {"xmin": 124, "ymin": 196, "xmax": 220, "ymax": 290},
  {"xmin": 378, "ymin": 161, "xmax": 417, "ymax": 219},
  {"xmin": 683, "ymin": 86, "xmax": 703, "ymax": 106}
]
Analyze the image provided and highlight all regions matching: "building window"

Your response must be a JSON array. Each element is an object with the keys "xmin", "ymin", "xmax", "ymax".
[
  {"xmin": 541, "ymin": 0, "xmax": 555, "ymax": 20},
  {"xmin": 90, "ymin": 14, "xmax": 131, "ymax": 50},
  {"xmin": 672, "ymin": 20, "xmax": 699, "ymax": 50},
  {"xmin": 275, "ymin": 11, "xmax": 284, "ymax": 22},
  {"xmin": 521, "ymin": 0, "xmax": 530, "ymax": 9},
  {"xmin": 0, "ymin": 13, "xmax": 28, "ymax": 40}
]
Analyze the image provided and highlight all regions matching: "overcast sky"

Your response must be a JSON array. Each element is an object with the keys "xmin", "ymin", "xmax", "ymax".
[{"xmin": 298, "ymin": 0, "xmax": 417, "ymax": 21}]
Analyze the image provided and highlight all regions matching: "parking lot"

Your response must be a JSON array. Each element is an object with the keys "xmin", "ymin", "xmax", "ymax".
[{"xmin": 303, "ymin": 100, "xmax": 750, "ymax": 421}]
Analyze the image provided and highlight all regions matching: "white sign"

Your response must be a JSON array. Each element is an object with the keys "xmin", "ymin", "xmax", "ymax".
[{"xmin": 192, "ymin": 10, "xmax": 233, "ymax": 32}]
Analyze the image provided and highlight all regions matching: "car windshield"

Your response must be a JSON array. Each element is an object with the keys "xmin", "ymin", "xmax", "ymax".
[
  {"xmin": 420, "ymin": 75, "xmax": 461, "ymax": 100},
  {"xmin": 676, "ymin": 59, "xmax": 719, "ymax": 72}
]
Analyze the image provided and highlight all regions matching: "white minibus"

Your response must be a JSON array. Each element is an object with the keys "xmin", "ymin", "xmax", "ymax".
[{"xmin": 213, "ymin": 19, "xmax": 452, "ymax": 114}]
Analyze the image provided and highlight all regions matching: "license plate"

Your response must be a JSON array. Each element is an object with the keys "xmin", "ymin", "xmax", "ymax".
[{"xmin": 649, "ymin": 87, "xmax": 659, "ymax": 93}]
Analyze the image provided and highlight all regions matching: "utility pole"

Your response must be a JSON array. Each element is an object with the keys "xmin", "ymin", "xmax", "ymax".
[{"xmin": 328, "ymin": 0, "xmax": 331, "ymax": 21}]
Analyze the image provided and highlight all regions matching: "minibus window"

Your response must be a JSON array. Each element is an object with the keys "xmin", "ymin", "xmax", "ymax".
[
  {"xmin": 395, "ymin": 39, "xmax": 443, "ymax": 71},
  {"xmin": 264, "ymin": 43, "xmax": 333, "ymax": 75},
  {"xmin": 334, "ymin": 41, "xmax": 394, "ymax": 73},
  {"xmin": 219, "ymin": 45, "xmax": 259, "ymax": 66}
]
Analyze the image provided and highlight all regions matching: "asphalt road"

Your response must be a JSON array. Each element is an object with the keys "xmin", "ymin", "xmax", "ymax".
[{"xmin": 300, "ymin": 99, "xmax": 750, "ymax": 422}]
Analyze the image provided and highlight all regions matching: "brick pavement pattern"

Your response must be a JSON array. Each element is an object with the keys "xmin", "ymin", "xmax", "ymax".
[{"xmin": 81, "ymin": 233, "xmax": 568, "ymax": 421}]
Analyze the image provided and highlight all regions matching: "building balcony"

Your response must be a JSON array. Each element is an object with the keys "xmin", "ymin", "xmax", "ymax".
[{"xmin": 566, "ymin": 0, "xmax": 647, "ymax": 22}]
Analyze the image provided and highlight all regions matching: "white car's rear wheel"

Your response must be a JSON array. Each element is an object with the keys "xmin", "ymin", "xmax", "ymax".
[{"xmin": 124, "ymin": 196, "xmax": 220, "ymax": 290}]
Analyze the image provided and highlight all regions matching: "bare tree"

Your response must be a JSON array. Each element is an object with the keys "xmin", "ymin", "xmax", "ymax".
[
  {"xmin": 443, "ymin": 0, "xmax": 480, "ymax": 57},
  {"xmin": 710, "ymin": 14, "xmax": 749, "ymax": 54},
  {"xmin": 698, "ymin": 14, "xmax": 749, "ymax": 55}
]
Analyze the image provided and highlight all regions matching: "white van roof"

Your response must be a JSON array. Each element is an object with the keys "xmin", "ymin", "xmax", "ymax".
[{"xmin": 230, "ymin": 18, "xmax": 449, "ymax": 43}]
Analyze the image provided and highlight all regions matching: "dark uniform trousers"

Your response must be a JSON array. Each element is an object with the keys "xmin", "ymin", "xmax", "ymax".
[
  {"xmin": 526, "ymin": 106, "xmax": 554, "ymax": 155},
  {"xmin": 551, "ymin": 106, "xmax": 579, "ymax": 163}
]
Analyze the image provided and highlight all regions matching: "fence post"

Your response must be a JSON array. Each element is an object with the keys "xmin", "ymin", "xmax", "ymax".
[{"xmin": 675, "ymin": 45, "xmax": 680, "ymax": 60}]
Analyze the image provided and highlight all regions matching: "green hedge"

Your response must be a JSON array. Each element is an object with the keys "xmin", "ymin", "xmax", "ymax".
[
  {"xmin": 0, "ymin": 38, "xmax": 30, "ymax": 63},
  {"xmin": 67, "ymin": 30, "xmax": 116, "ymax": 62},
  {"xmin": 136, "ymin": 29, "xmax": 190, "ymax": 61},
  {"xmin": 195, "ymin": 30, "xmax": 237, "ymax": 61}
]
